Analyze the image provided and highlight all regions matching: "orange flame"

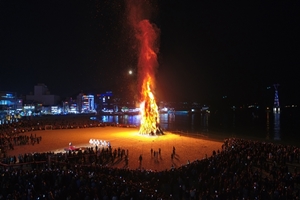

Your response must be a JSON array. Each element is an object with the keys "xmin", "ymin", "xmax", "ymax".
[
  {"xmin": 127, "ymin": 0, "xmax": 160, "ymax": 135},
  {"xmin": 139, "ymin": 76, "xmax": 159, "ymax": 135},
  {"xmin": 136, "ymin": 20, "xmax": 160, "ymax": 135}
]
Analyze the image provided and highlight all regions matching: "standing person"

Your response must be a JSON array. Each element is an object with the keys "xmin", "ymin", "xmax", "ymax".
[{"xmin": 125, "ymin": 155, "xmax": 129, "ymax": 166}]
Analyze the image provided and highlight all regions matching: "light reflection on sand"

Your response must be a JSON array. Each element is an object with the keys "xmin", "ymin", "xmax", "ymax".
[{"xmin": 7, "ymin": 127, "xmax": 222, "ymax": 171}]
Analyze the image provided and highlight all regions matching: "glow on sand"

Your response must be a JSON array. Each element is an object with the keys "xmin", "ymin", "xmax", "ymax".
[{"xmin": 7, "ymin": 127, "xmax": 222, "ymax": 172}]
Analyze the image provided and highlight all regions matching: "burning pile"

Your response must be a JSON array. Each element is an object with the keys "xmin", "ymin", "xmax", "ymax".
[{"xmin": 139, "ymin": 77, "xmax": 160, "ymax": 135}]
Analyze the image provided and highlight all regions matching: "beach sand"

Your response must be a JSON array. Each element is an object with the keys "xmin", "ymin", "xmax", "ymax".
[{"xmin": 6, "ymin": 127, "xmax": 223, "ymax": 171}]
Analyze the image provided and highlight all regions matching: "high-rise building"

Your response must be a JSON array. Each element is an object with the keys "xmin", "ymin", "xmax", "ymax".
[
  {"xmin": 77, "ymin": 93, "xmax": 95, "ymax": 113},
  {"xmin": 96, "ymin": 91, "xmax": 115, "ymax": 112},
  {"xmin": 26, "ymin": 83, "xmax": 60, "ymax": 106}
]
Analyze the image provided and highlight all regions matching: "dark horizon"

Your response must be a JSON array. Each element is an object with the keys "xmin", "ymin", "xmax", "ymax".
[{"xmin": 1, "ymin": 1, "xmax": 299, "ymax": 105}]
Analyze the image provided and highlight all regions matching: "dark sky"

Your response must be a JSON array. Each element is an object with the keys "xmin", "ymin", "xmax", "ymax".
[{"xmin": 1, "ymin": 1, "xmax": 299, "ymax": 105}]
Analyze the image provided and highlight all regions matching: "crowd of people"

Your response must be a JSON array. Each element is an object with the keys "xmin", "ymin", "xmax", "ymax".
[
  {"xmin": 0, "ymin": 116, "xmax": 114, "ymax": 156},
  {"xmin": 1, "ymin": 117, "xmax": 300, "ymax": 199}
]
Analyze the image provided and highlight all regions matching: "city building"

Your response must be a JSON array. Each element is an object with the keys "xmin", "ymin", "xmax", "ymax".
[
  {"xmin": 0, "ymin": 91, "xmax": 23, "ymax": 111},
  {"xmin": 0, "ymin": 91, "xmax": 23, "ymax": 121},
  {"xmin": 76, "ymin": 93, "xmax": 95, "ymax": 113},
  {"xmin": 62, "ymin": 97, "xmax": 77, "ymax": 114},
  {"xmin": 96, "ymin": 91, "xmax": 115, "ymax": 113},
  {"xmin": 26, "ymin": 83, "xmax": 60, "ymax": 106}
]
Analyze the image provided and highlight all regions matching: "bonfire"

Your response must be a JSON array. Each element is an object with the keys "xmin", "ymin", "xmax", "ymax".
[{"xmin": 128, "ymin": 1, "xmax": 163, "ymax": 135}]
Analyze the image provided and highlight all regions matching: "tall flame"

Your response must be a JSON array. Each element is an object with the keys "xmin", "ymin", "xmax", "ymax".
[
  {"xmin": 137, "ymin": 20, "xmax": 160, "ymax": 135},
  {"xmin": 127, "ymin": 0, "xmax": 160, "ymax": 135}
]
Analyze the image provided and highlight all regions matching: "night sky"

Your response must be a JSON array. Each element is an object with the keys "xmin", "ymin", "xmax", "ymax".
[{"xmin": 1, "ymin": 1, "xmax": 299, "ymax": 105}]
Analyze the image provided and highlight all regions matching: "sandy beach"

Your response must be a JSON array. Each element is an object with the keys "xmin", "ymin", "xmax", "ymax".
[{"xmin": 5, "ymin": 126, "xmax": 223, "ymax": 171}]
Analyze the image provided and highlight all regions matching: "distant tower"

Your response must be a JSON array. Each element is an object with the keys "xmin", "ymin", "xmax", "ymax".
[{"xmin": 273, "ymin": 84, "xmax": 280, "ymax": 112}]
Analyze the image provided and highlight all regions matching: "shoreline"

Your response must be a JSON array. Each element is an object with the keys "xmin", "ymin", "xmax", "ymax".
[{"xmin": 21, "ymin": 113, "xmax": 300, "ymax": 147}]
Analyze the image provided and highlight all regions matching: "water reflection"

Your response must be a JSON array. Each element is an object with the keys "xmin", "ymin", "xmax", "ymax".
[
  {"xmin": 100, "ymin": 115, "xmax": 140, "ymax": 125},
  {"xmin": 202, "ymin": 113, "xmax": 209, "ymax": 132},
  {"xmin": 158, "ymin": 113, "xmax": 176, "ymax": 131},
  {"xmin": 99, "ymin": 112, "xmax": 212, "ymax": 133},
  {"xmin": 191, "ymin": 114, "xmax": 195, "ymax": 132},
  {"xmin": 273, "ymin": 112, "xmax": 281, "ymax": 140},
  {"xmin": 159, "ymin": 113, "xmax": 169, "ymax": 130},
  {"xmin": 266, "ymin": 111, "xmax": 270, "ymax": 140},
  {"xmin": 122, "ymin": 115, "xmax": 140, "ymax": 125},
  {"xmin": 232, "ymin": 113, "xmax": 235, "ymax": 130},
  {"xmin": 98, "ymin": 110, "xmax": 284, "ymax": 142}
]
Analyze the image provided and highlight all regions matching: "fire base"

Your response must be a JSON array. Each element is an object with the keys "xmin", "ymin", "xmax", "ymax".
[{"xmin": 139, "ymin": 126, "xmax": 164, "ymax": 136}]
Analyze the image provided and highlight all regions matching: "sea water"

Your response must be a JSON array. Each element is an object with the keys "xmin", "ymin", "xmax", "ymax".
[{"xmin": 98, "ymin": 107, "xmax": 300, "ymax": 146}]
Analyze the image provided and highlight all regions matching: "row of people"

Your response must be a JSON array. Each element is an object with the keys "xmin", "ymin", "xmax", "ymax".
[
  {"xmin": 89, "ymin": 139, "xmax": 111, "ymax": 147},
  {"xmin": 1, "ymin": 137, "xmax": 300, "ymax": 199}
]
